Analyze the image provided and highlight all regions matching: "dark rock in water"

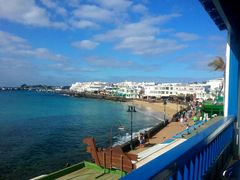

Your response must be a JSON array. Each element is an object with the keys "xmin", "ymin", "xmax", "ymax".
[{"xmin": 69, "ymin": 92, "xmax": 129, "ymax": 102}]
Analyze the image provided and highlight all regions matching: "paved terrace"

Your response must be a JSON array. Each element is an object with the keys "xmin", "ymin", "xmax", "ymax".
[{"xmin": 129, "ymin": 117, "xmax": 222, "ymax": 168}]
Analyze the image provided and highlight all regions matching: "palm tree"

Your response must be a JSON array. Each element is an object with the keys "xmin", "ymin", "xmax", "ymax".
[{"xmin": 208, "ymin": 56, "xmax": 226, "ymax": 97}]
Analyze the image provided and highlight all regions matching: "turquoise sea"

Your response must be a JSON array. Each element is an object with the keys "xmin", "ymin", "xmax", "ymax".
[{"xmin": 0, "ymin": 91, "xmax": 163, "ymax": 179}]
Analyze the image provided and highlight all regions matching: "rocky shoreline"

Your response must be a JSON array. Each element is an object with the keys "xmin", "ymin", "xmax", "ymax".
[{"xmin": 68, "ymin": 91, "xmax": 129, "ymax": 102}]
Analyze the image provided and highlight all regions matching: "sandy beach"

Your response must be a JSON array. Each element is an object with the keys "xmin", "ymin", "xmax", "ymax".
[{"xmin": 130, "ymin": 100, "xmax": 186, "ymax": 120}]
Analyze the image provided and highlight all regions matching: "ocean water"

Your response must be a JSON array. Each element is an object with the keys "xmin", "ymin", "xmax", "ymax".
[{"xmin": 0, "ymin": 91, "xmax": 163, "ymax": 179}]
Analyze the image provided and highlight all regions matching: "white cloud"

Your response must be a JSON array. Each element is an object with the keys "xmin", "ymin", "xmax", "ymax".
[
  {"xmin": 95, "ymin": 14, "xmax": 181, "ymax": 41},
  {"xmin": 52, "ymin": 63, "xmax": 96, "ymax": 73},
  {"xmin": 132, "ymin": 4, "xmax": 148, "ymax": 14},
  {"xmin": 51, "ymin": 21, "xmax": 68, "ymax": 29},
  {"xmin": 0, "ymin": 0, "xmax": 51, "ymax": 27},
  {"xmin": 73, "ymin": 5, "xmax": 113, "ymax": 22},
  {"xmin": 0, "ymin": 30, "xmax": 27, "ymax": 46},
  {"xmin": 96, "ymin": 0, "xmax": 132, "ymax": 12},
  {"xmin": 17, "ymin": 48, "xmax": 67, "ymax": 61},
  {"xmin": 174, "ymin": 32, "xmax": 200, "ymax": 41},
  {"xmin": 0, "ymin": 58, "xmax": 42, "ymax": 86},
  {"xmin": 0, "ymin": 0, "xmax": 68, "ymax": 28},
  {"xmin": 71, "ymin": 20, "xmax": 99, "ymax": 29},
  {"xmin": 0, "ymin": 0, "xmax": 159, "ymax": 31},
  {"xmin": 95, "ymin": 22, "xmax": 158, "ymax": 41},
  {"xmin": 94, "ymin": 13, "xmax": 184, "ymax": 55},
  {"xmin": 116, "ymin": 36, "xmax": 186, "ymax": 55},
  {"xmin": 40, "ymin": 0, "xmax": 57, "ymax": 8},
  {"xmin": 208, "ymin": 35, "xmax": 225, "ymax": 42},
  {"xmin": 85, "ymin": 56, "xmax": 134, "ymax": 68},
  {"xmin": 84, "ymin": 56, "xmax": 161, "ymax": 71},
  {"xmin": 71, "ymin": 40, "xmax": 99, "ymax": 50},
  {"xmin": 0, "ymin": 30, "xmax": 67, "ymax": 61},
  {"xmin": 40, "ymin": 0, "xmax": 67, "ymax": 17},
  {"xmin": 55, "ymin": 7, "xmax": 67, "ymax": 16},
  {"xmin": 65, "ymin": 0, "xmax": 80, "ymax": 7}
]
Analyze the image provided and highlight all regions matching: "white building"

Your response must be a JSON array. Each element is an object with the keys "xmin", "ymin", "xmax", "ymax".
[
  {"xmin": 143, "ymin": 83, "xmax": 209, "ymax": 100},
  {"xmin": 115, "ymin": 81, "xmax": 134, "ymax": 87},
  {"xmin": 143, "ymin": 83, "xmax": 179, "ymax": 98},
  {"xmin": 116, "ymin": 87, "xmax": 139, "ymax": 99},
  {"xmin": 206, "ymin": 78, "xmax": 224, "ymax": 94},
  {"xmin": 70, "ymin": 82, "xmax": 107, "ymax": 92},
  {"xmin": 69, "ymin": 78, "xmax": 223, "ymax": 100}
]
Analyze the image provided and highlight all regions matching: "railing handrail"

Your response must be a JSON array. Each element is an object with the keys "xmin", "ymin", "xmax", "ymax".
[{"xmin": 122, "ymin": 116, "xmax": 235, "ymax": 179}]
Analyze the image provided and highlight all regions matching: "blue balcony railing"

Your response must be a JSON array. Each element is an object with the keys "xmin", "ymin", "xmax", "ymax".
[{"xmin": 122, "ymin": 116, "xmax": 235, "ymax": 179}]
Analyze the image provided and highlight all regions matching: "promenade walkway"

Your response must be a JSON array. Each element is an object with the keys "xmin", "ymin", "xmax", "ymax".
[
  {"xmin": 130, "ymin": 121, "xmax": 194, "ymax": 154},
  {"xmin": 129, "ymin": 117, "xmax": 222, "ymax": 168}
]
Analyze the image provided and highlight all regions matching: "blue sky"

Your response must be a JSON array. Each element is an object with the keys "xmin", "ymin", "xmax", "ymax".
[{"xmin": 0, "ymin": 0, "xmax": 226, "ymax": 86}]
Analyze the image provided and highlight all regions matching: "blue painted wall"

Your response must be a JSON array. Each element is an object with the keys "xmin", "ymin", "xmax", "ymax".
[{"xmin": 227, "ymin": 34, "xmax": 240, "ymax": 116}]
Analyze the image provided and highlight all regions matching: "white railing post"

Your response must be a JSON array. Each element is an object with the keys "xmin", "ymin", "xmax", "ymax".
[{"xmin": 224, "ymin": 42, "xmax": 230, "ymax": 117}]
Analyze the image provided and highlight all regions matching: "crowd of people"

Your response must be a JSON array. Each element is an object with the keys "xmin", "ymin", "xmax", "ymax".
[{"xmin": 176, "ymin": 100, "xmax": 209, "ymax": 129}]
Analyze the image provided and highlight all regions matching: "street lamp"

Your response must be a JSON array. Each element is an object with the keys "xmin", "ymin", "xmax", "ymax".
[
  {"xmin": 127, "ymin": 105, "xmax": 137, "ymax": 150},
  {"xmin": 163, "ymin": 99, "xmax": 167, "ymax": 121}
]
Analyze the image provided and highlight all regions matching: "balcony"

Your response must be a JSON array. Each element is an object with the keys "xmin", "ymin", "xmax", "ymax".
[{"xmin": 122, "ymin": 116, "xmax": 235, "ymax": 179}]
